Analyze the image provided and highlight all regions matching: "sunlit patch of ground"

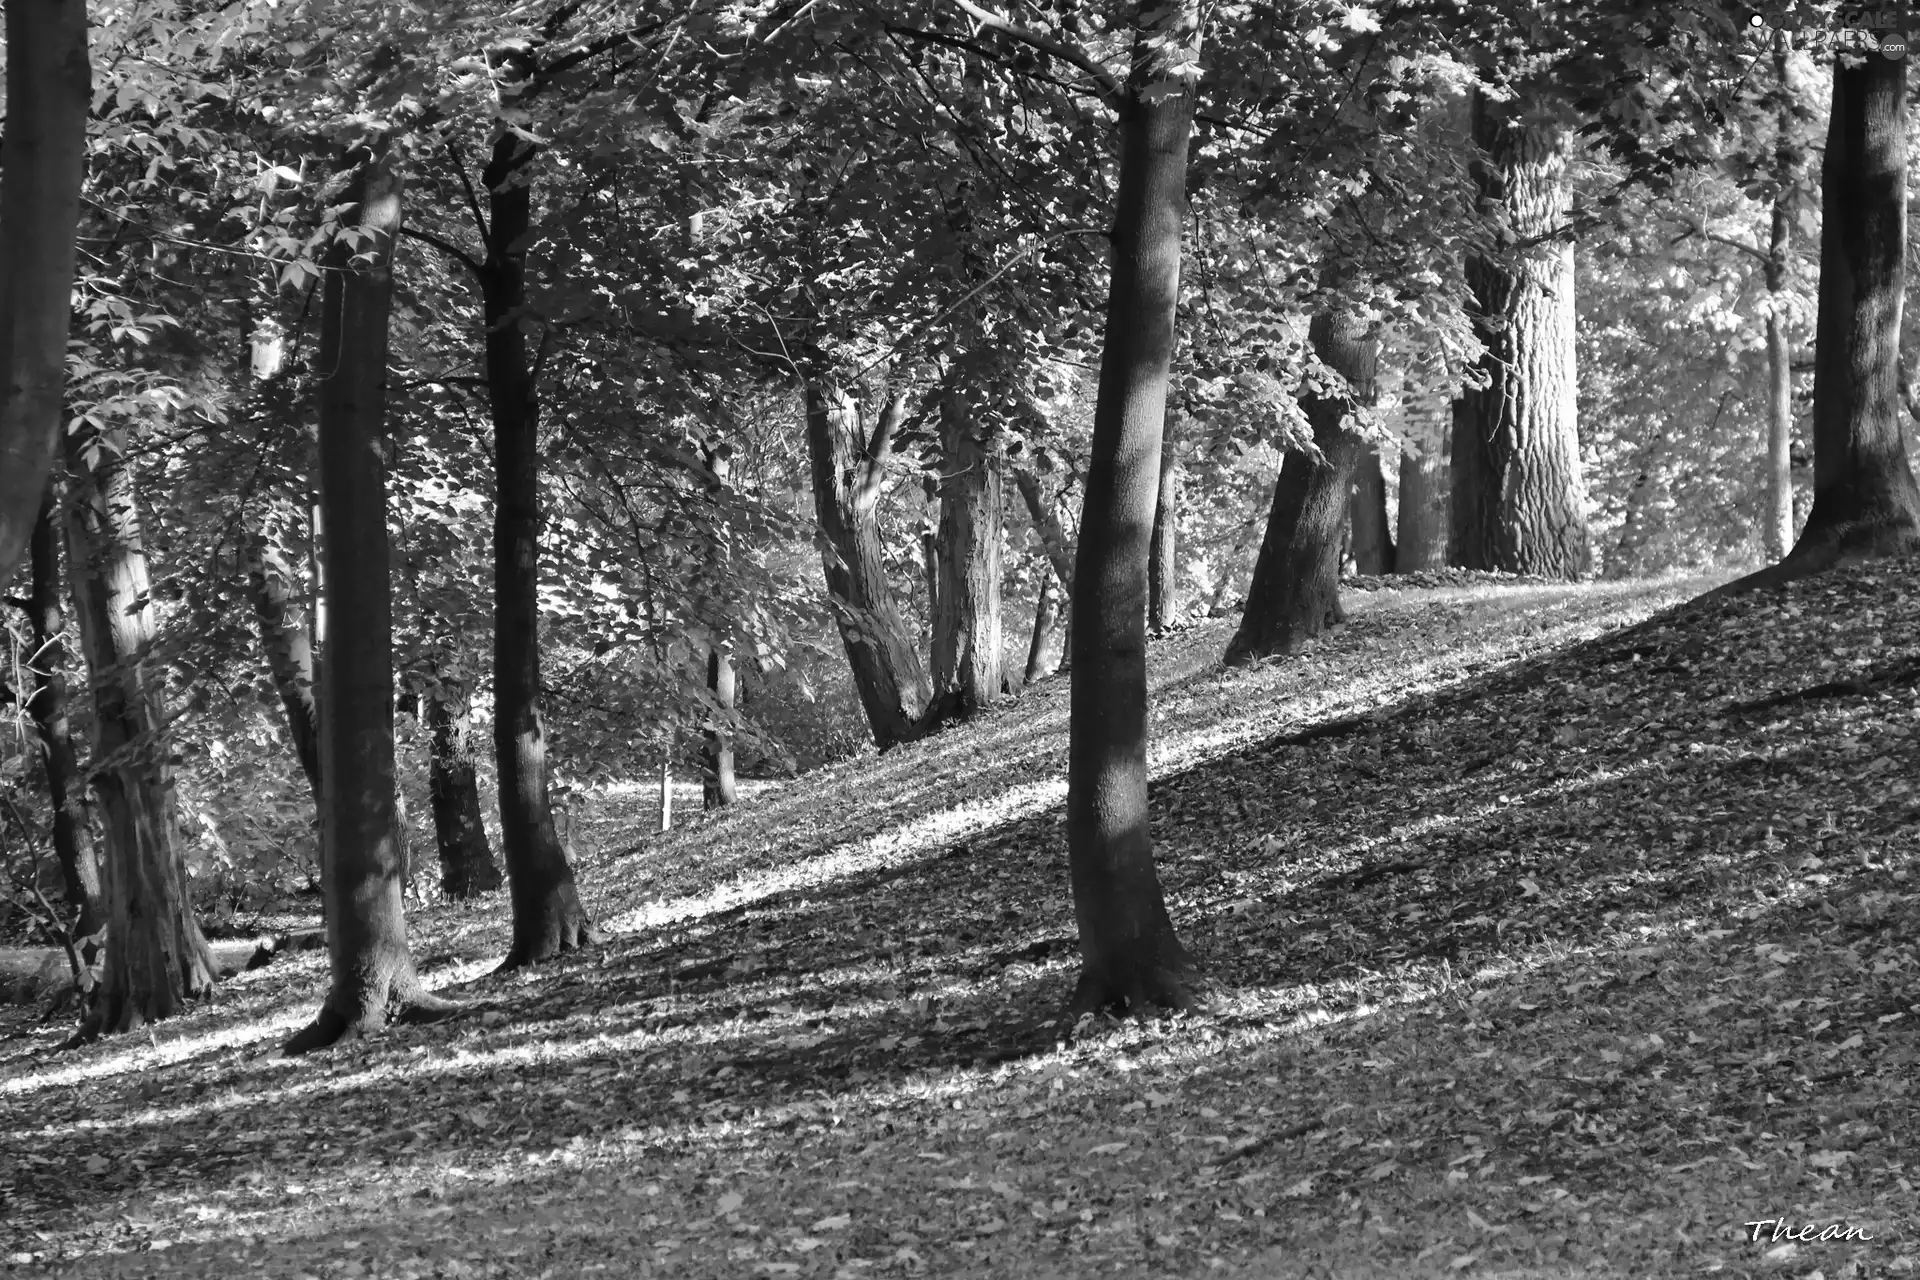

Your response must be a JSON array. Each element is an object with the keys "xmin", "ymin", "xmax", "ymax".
[{"xmin": 4, "ymin": 567, "xmax": 1918, "ymax": 1279}]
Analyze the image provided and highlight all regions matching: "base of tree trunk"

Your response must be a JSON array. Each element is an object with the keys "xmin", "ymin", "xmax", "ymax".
[
  {"xmin": 59, "ymin": 950, "xmax": 218, "ymax": 1048},
  {"xmin": 282, "ymin": 982, "xmax": 462, "ymax": 1054},
  {"xmin": 1702, "ymin": 520, "xmax": 1920, "ymax": 602},
  {"xmin": 1066, "ymin": 954, "xmax": 1200, "ymax": 1020},
  {"xmin": 497, "ymin": 886, "xmax": 596, "ymax": 971}
]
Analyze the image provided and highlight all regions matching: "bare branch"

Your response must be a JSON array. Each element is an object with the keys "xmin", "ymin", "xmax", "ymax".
[
  {"xmin": 943, "ymin": 0, "xmax": 1121, "ymax": 105},
  {"xmin": 399, "ymin": 225, "xmax": 483, "ymax": 275}
]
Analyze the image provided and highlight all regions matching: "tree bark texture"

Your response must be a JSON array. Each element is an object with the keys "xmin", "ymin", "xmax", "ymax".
[
  {"xmin": 1451, "ymin": 93, "xmax": 1591, "ymax": 578},
  {"xmin": 25, "ymin": 487, "xmax": 101, "ymax": 941},
  {"xmin": 424, "ymin": 673, "xmax": 501, "ymax": 899},
  {"xmin": 1348, "ymin": 444, "xmax": 1395, "ymax": 574},
  {"xmin": 1024, "ymin": 568, "xmax": 1062, "ymax": 684},
  {"xmin": 1226, "ymin": 313, "xmax": 1377, "ymax": 664},
  {"xmin": 1395, "ymin": 440, "xmax": 1449, "ymax": 572},
  {"xmin": 245, "ymin": 537, "xmax": 321, "ymax": 799},
  {"xmin": 480, "ymin": 134, "xmax": 593, "ymax": 966},
  {"xmin": 930, "ymin": 386, "xmax": 1004, "ymax": 716},
  {"xmin": 1067, "ymin": 1, "xmax": 1201, "ymax": 1017},
  {"xmin": 805, "ymin": 382, "xmax": 931, "ymax": 748},
  {"xmin": 1783, "ymin": 52, "xmax": 1920, "ymax": 565},
  {"xmin": 0, "ymin": 0, "xmax": 88, "ymax": 593},
  {"xmin": 1147, "ymin": 416, "xmax": 1182, "ymax": 631},
  {"xmin": 63, "ymin": 429, "xmax": 217, "ymax": 1039},
  {"xmin": 285, "ymin": 148, "xmax": 451, "ymax": 1052}
]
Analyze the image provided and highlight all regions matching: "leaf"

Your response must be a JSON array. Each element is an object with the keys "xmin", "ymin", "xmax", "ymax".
[
  {"xmin": 1087, "ymin": 1142, "xmax": 1128, "ymax": 1156},
  {"xmin": 811, "ymin": 1214, "xmax": 850, "ymax": 1231},
  {"xmin": 717, "ymin": 1192, "xmax": 744, "ymax": 1215}
]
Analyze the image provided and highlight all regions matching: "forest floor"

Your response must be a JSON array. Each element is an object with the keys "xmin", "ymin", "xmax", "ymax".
[{"xmin": 4, "ymin": 565, "xmax": 1920, "ymax": 1279}]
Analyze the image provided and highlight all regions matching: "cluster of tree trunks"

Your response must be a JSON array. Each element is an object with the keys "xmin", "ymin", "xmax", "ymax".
[{"xmin": 1451, "ymin": 92, "xmax": 1591, "ymax": 579}]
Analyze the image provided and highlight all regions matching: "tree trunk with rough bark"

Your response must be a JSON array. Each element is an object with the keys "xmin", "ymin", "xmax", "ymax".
[
  {"xmin": 1349, "ymin": 444, "xmax": 1395, "ymax": 574},
  {"xmin": 1227, "ymin": 313, "xmax": 1377, "ymax": 664},
  {"xmin": 1025, "ymin": 569, "xmax": 1062, "ymax": 684},
  {"xmin": 0, "ymin": 0, "xmax": 89, "ymax": 593},
  {"xmin": 930, "ymin": 386, "xmax": 1004, "ymax": 718},
  {"xmin": 1395, "ymin": 441, "xmax": 1448, "ymax": 572},
  {"xmin": 63, "ymin": 428, "xmax": 217, "ymax": 1041},
  {"xmin": 701, "ymin": 443, "xmax": 737, "ymax": 809},
  {"xmin": 24, "ymin": 487, "xmax": 101, "ymax": 943},
  {"xmin": 245, "ymin": 538, "xmax": 321, "ymax": 799},
  {"xmin": 480, "ymin": 134, "xmax": 593, "ymax": 967},
  {"xmin": 1451, "ymin": 93, "xmax": 1591, "ymax": 578},
  {"xmin": 1763, "ymin": 30, "xmax": 1803, "ymax": 563},
  {"xmin": 1148, "ymin": 417, "xmax": 1182, "ymax": 631},
  {"xmin": 285, "ymin": 147, "xmax": 454, "ymax": 1053},
  {"xmin": 424, "ymin": 673, "xmax": 501, "ymax": 899},
  {"xmin": 1067, "ymin": 1, "xmax": 1201, "ymax": 1018},
  {"xmin": 806, "ymin": 383, "xmax": 931, "ymax": 748}
]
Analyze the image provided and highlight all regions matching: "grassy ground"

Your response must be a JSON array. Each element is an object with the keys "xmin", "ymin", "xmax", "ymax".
[{"xmin": 3, "ymin": 566, "xmax": 1917, "ymax": 1279}]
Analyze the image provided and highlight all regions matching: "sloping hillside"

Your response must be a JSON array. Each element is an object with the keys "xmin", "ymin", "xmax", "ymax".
[{"xmin": 5, "ymin": 567, "xmax": 1918, "ymax": 1279}]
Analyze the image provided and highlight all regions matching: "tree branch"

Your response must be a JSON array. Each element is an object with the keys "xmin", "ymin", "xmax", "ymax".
[
  {"xmin": 399, "ymin": 225, "xmax": 482, "ymax": 275},
  {"xmin": 943, "ymin": 0, "xmax": 1121, "ymax": 105},
  {"xmin": 445, "ymin": 141, "xmax": 491, "ymax": 245},
  {"xmin": 856, "ymin": 390, "xmax": 912, "ymax": 504}
]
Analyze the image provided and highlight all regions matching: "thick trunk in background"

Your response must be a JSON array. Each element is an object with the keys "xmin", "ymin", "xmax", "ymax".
[
  {"xmin": 245, "ymin": 538, "xmax": 321, "ymax": 799},
  {"xmin": 1763, "ymin": 30, "xmax": 1802, "ymax": 563},
  {"xmin": 702, "ymin": 648, "xmax": 737, "ymax": 808},
  {"xmin": 1067, "ymin": 1, "xmax": 1200, "ymax": 1018},
  {"xmin": 25, "ymin": 488, "xmax": 101, "ymax": 943},
  {"xmin": 1348, "ymin": 444, "xmax": 1395, "ymax": 574},
  {"xmin": 1716, "ymin": 53, "xmax": 1920, "ymax": 598},
  {"xmin": 929, "ymin": 386, "xmax": 1004, "ymax": 719},
  {"xmin": 1227, "ymin": 313, "xmax": 1377, "ymax": 664},
  {"xmin": 285, "ymin": 148, "xmax": 452, "ymax": 1053},
  {"xmin": 0, "ymin": 0, "xmax": 89, "ymax": 592},
  {"xmin": 1025, "ymin": 569, "xmax": 1063, "ymax": 683},
  {"xmin": 1452, "ymin": 93, "xmax": 1591, "ymax": 578},
  {"xmin": 1395, "ymin": 442, "xmax": 1448, "ymax": 571},
  {"xmin": 425, "ymin": 674, "xmax": 501, "ymax": 899},
  {"xmin": 805, "ymin": 383, "xmax": 931, "ymax": 748},
  {"xmin": 481, "ymin": 134, "xmax": 592, "ymax": 967},
  {"xmin": 63, "ymin": 430, "xmax": 217, "ymax": 1040},
  {"xmin": 1147, "ymin": 417, "xmax": 1182, "ymax": 631}
]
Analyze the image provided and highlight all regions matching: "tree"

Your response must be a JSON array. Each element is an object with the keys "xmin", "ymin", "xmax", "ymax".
[
  {"xmin": 1761, "ymin": 31, "xmax": 1807, "ymax": 561},
  {"xmin": 0, "ymin": 0, "xmax": 89, "ymax": 593},
  {"xmin": 286, "ymin": 146, "xmax": 454, "ymax": 1051},
  {"xmin": 1349, "ymin": 444, "xmax": 1394, "ymax": 574},
  {"xmin": 1396, "ymin": 441, "xmax": 1449, "ymax": 572},
  {"xmin": 1147, "ymin": 414, "xmax": 1182, "ymax": 631},
  {"xmin": 1721, "ymin": 47, "xmax": 1920, "ymax": 588},
  {"xmin": 63, "ymin": 423, "xmax": 218, "ymax": 1040},
  {"xmin": 1451, "ymin": 92, "xmax": 1591, "ymax": 579},
  {"xmin": 245, "ymin": 538, "xmax": 321, "ymax": 798},
  {"xmin": 701, "ymin": 442, "xmax": 739, "ymax": 809},
  {"xmin": 929, "ymin": 382, "xmax": 1005, "ymax": 717},
  {"xmin": 420, "ymin": 667, "xmax": 502, "ymax": 899},
  {"xmin": 1064, "ymin": 0, "xmax": 1202, "ymax": 1016},
  {"xmin": 1226, "ymin": 311, "xmax": 1377, "ymax": 664}
]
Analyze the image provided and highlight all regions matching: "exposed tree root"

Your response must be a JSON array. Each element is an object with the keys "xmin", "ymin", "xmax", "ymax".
[
  {"xmin": 283, "ymin": 987, "xmax": 462, "ymax": 1055},
  {"xmin": 1066, "ymin": 961, "xmax": 1198, "ymax": 1021},
  {"xmin": 496, "ymin": 901, "xmax": 597, "ymax": 972},
  {"xmin": 1700, "ymin": 527, "xmax": 1919, "ymax": 603},
  {"xmin": 1727, "ymin": 657, "xmax": 1920, "ymax": 716}
]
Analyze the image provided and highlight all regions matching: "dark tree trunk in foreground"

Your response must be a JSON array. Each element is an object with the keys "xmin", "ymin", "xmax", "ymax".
[
  {"xmin": 1451, "ymin": 93, "xmax": 1590, "ymax": 578},
  {"xmin": 64, "ymin": 429, "xmax": 217, "ymax": 1040},
  {"xmin": 246, "ymin": 538, "xmax": 321, "ymax": 799},
  {"xmin": 1762, "ymin": 30, "xmax": 1803, "ymax": 562},
  {"xmin": 1349, "ymin": 445, "xmax": 1394, "ymax": 574},
  {"xmin": 479, "ymin": 134, "xmax": 592, "ymax": 966},
  {"xmin": 1395, "ymin": 440, "xmax": 1448, "ymax": 571},
  {"xmin": 1067, "ymin": 1, "xmax": 1201, "ymax": 1017},
  {"xmin": 425, "ymin": 672, "xmax": 501, "ymax": 899},
  {"xmin": 701, "ymin": 442, "xmax": 738, "ymax": 809},
  {"xmin": 930, "ymin": 386, "xmax": 1004, "ymax": 718},
  {"xmin": 806, "ymin": 383, "xmax": 931, "ymax": 748},
  {"xmin": 285, "ymin": 148, "xmax": 453, "ymax": 1053},
  {"xmin": 0, "ymin": 0, "xmax": 88, "ymax": 593},
  {"xmin": 1147, "ymin": 416, "xmax": 1182, "ymax": 631},
  {"xmin": 1227, "ymin": 313, "xmax": 1376, "ymax": 664},
  {"xmin": 1025, "ymin": 569, "xmax": 1063, "ymax": 683},
  {"xmin": 25, "ymin": 489, "xmax": 101, "ymax": 943}
]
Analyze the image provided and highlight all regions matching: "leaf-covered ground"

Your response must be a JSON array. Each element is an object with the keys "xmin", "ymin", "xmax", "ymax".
[{"xmin": 5, "ymin": 566, "xmax": 1919, "ymax": 1279}]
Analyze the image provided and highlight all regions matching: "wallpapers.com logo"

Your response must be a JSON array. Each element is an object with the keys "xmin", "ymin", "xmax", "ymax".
[{"xmin": 1747, "ymin": 4, "xmax": 1910, "ymax": 57}]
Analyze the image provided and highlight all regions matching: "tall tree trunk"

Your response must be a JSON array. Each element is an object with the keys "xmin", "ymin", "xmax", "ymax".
[
  {"xmin": 480, "ymin": 134, "xmax": 593, "ymax": 967},
  {"xmin": 701, "ymin": 442, "xmax": 738, "ymax": 809},
  {"xmin": 1395, "ymin": 440, "xmax": 1449, "ymax": 572},
  {"xmin": 245, "ymin": 538, "xmax": 321, "ymax": 799},
  {"xmin": 1451, "ymin": 93, "xmax": 1591, "ymax": 578},
  {"xmin": 1067, "ymin": 1, "xmax": 1201, "ymax": 1017},
  {"xmin": 24, "ymin": 487, "xmax": 101, "ymax": 943},
  {"xmin": 930, "ymin": 385, "xmax": 1004, "ymax": 717},
  {"xmin": 0, "ymin": 0, "xmax": 88, "ymax": 592},
  {"xmin": 1226, "ymin": 313, "xmax": 1377, "ymax": 664},
  {"xmin": 424, "ymin": 672, "xmax": 501, "ymax": 899},
  {"xmin": 1147, "ymin": 416, "xmax": 1182, "ymax": 631},
  {"xmin": 285, "ymin": 147, "xmax": 452, "ymax": 1053},
  {"xmin": 1025, "ymin": 568, "xmax": 1062, "ymax": 684},
  {"xmin": 63, "ymin": 429, "xmax": 217, "ymax": 1040},
  {"xmin": 1348, "ymin": 444, "xmax": 1395, "ymax": 574},
  {"xmin": 805, "ymin": 382, "xmax": 931, "ymax": 748},
  {"xmin": 1763, "ymin": 30, "xmax": 1803, "ymax": 563}
]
